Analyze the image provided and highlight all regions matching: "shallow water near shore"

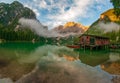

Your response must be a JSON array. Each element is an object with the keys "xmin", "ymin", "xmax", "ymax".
[{"xmin": 0, "ymin": 42, "xmax": 120, "ymax": 83}]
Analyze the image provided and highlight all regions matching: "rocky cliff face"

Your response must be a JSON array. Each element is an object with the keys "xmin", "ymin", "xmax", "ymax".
[
  {"xmin": 0, "ymin": 1, "xmax": 36, "ymax": 27},
  {"xmin": 100, "ymin": 9, "xmax": 120, "ymax": 22},
  {"xmin": 53, "ymin": 22, "xmax": 89, "ymax": 36},
  {"xmin": 64, "ymin": 22, "xmax": 88, "ymax": 31}
]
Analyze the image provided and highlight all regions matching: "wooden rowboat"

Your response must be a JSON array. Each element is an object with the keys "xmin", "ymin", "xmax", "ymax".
[{"xmin": 66, "ymin": 45, "xmax": 80, "ymax": 49}]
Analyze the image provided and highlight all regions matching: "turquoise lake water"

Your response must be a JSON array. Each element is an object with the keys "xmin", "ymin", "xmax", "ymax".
[{"xmin": 0, "ymin": 42, "xmax": 120, "ymax": 83}]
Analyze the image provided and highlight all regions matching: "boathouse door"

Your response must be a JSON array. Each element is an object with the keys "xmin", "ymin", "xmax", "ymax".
[{"xmin": 90, "ymin": 37, "xmax": 95, "ymax": 45}]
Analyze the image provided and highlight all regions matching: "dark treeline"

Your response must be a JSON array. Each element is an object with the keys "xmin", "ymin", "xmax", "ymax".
[
  {"xmin": 0, "ymin": 25, "xmax": 59, "ymax": 45},
  {"xmin": 0, "ymin": 25, "xmax": 45, "ymax": 42}
]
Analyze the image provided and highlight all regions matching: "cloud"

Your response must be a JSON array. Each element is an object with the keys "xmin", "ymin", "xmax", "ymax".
[
  {"xmin": 21, "ymin": 0, "xmax": 112, "ymax": 29},
  {"xmin": 19, "ymin": 18, "xmax": 59, "ymax": 37},
  {"xmin": 33, "ymin": 0, "xmax": 37, "ymax": 2},
  {"xmin": 38, "ymin": 0, "xmax": 47, "ymax": 9},
  {"xmin": 45, "ymin": 0, "xmax": 94, "ymax": 28},
  {"xmin": 43, "ymin": 0, "xmax": 111, "ymax": 29},
  {"xmin": 98, "ymin": 22, "xmax": 120, "ymax": 32}
]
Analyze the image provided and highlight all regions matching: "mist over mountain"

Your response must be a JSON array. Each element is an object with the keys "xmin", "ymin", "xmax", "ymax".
[{"xmin": 86, "ymin": 9, "xmax": 120, "ymax": 43}]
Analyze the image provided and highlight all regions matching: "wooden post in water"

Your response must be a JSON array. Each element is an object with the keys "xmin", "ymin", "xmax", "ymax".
[
  {"xmin": 90, "ymin": 46, "xmax": 92, "ymax": 51},
  {"xmin": 84, "ymin": 44, "xmax": 85, "ymax": 52}
]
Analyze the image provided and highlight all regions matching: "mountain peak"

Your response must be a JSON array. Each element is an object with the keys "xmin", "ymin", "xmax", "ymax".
[
  {"xmin": 11, "ymin": 1, "xmax": 23, "ymax": 7},
  {"xmin": 64, "ymin": 22, "xmax": 89, "ymax": 31},
  {"xmin": 100, "ymin": 9, "xmax": 119, "ymax": 22},
  {"xmin": 64, "ymin": 22, "xmax": 76, "ymax": 28}
]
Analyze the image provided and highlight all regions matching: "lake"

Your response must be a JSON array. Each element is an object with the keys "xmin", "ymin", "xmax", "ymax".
[{"xmin": 0, "ymin": 42, "xmax": 120, "ymax": 83}]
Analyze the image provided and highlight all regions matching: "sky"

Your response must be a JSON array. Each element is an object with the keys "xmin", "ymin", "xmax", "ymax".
[{"xmin": 0, "ymin": 0, "xmax": 113, "ymax": 29}]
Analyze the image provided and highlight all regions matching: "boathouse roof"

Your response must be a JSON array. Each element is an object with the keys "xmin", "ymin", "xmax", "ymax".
[{"xmin": 79, "ymin": 34, "xmax": 110, "ymax": 39}]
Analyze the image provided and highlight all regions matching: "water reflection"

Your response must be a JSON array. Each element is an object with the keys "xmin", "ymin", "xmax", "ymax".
[
  {"xmin": 0, "ymin": 43, "xmax": 120, "ymax": 83},
  {"xmin": 101, "ymin": 52, "xmax": 120, "ymax": 75},
  {"xmin": 17, "ymin": 45, "xmax": 79, "ymax": 63},
  {"xmin": 17, "ymin": 46, "xmax": 112, "ymax": 83}
]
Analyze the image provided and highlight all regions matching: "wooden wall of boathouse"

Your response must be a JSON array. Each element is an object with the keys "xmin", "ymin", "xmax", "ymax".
[{"xmin": 79, "ymin": 34, "xmax": 110, "ymax": 50}]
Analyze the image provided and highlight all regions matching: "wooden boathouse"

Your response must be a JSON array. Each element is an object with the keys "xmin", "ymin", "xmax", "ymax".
[{"xmin": 79, "ymin": 34, "xmax": 110, "ymax": 50}]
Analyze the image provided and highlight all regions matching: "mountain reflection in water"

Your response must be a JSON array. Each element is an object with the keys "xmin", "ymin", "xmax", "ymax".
[
  {"xmin": 101, "ymin": 52, "xmax": 120, "ymax": 75},
  {"xmin": 0, "ymin": 43, "xmax": 120, "ymax": 83}
]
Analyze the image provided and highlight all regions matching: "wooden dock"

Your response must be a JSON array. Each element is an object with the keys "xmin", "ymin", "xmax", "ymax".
[{"xmin": 79, "ymin": 44, "xmax": 109, "ymax": 50}]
